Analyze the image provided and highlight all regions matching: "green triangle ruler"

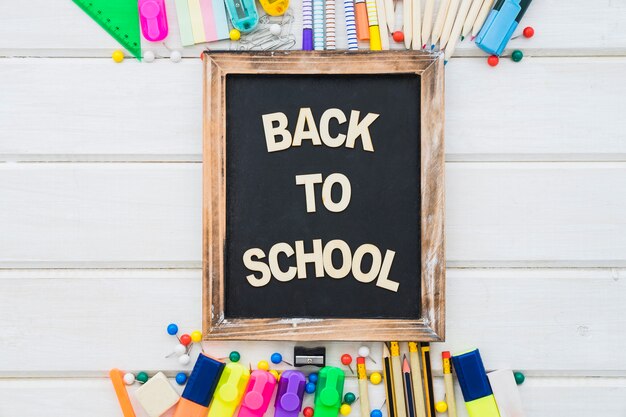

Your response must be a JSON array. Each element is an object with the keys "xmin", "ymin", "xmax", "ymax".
[{"xmin": 73, "ymin": 0, "xmax": 142, "ymax": 60}]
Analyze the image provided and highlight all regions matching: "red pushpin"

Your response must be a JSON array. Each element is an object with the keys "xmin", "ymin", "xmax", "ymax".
[
  {"xmin": 487, "ymin": 55, "xmax": 499, "ymax": 67},
  {"xmin": 392, "ymin": 31, "xmax": 404, "ymax": 43},
  {"xmin": 303, "ymin": 406, "xmax": 315, "ymax": 417},
  {"xmin": 523, "ymin": 26, "xmax": 534, "ymax": 38},
  {"xmin": 341, "ymin": 354, "xmax": 354, "ymax": 374}
]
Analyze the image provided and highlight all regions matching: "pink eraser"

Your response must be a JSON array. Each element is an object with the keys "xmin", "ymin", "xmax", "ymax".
[
  {"xmin": 139, "ymin": 0, "xmax": 169, "ymax": 41},
  {"xmin": 237, "ymin": 370, "xmax": 277, "ymax": 417}
]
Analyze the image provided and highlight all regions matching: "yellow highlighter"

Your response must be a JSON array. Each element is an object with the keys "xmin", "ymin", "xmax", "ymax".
[{"xmin": 207, "ymin": 362, "xmax": 250, "ymax": 417}]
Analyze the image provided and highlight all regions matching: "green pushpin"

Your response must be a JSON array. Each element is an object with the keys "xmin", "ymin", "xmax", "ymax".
[
  {"xmin": 344, "ymin": 392, "xmax": 356, "ymax": 404},
  {"xmin": 514, "ymin": 371, "xmax": 525, "ymax": 385},
  {"xmin": 136, "ymin": 371, "xmax": 149, "ymax": 384},
  {"xmin": 229, "ymin": 351, "xmax": 241, "ymax": 362},
  {"xmin": 511, "ymin": 50, "xmax": 524, "ymax": 62}
]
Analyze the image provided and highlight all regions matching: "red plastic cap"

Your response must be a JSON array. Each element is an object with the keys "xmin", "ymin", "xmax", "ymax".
[
  {"xmin": 442, "ymin": 351, "xmax": 451, "ymax": 359},
  {"xmin": 357, "ymin": 357, "xmax": 365, "ymax": 365}
]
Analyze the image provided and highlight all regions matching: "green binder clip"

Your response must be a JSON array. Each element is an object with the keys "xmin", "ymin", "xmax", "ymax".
[
  {"xmin": 224, "ymin": 0, "xmax": 259, "ymax": 32},
  {"xmin": 314, "ymin": 366, "xmax": 345, "ymax": 417}
]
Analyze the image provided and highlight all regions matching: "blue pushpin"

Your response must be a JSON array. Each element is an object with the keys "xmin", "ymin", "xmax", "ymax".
[
  {"xmin": 175, "ymin": 372, "xmax": 188, "ymax": 385},
  {"xmin": 308, "ymin": 373, "xmax": 318, "ymax": 384},
  {"xmin": 305, "ymin": 382, "xmax": 316, "ymax": 394},
  {"xmin": 371, "ymin": 410, "xmax": 383, "ymax": 417},
  {"xmin": 271, "ymin": 352, "xmax": 293, "ymax": 366},
  {"xmin": 167, "ymin": 323, "xmax": 179, "ymax": 336}
]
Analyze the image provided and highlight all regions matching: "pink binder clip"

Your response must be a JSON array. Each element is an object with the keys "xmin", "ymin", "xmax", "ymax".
[
  {"xmin": 138, "ymin": 0, "xmax": 169, "ymax": 41},
  {"xmin": 238, "ymin": 370, "xmax": 277, "ymax": 417}
]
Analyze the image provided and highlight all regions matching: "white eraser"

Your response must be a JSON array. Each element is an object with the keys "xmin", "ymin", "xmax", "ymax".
[
  {"xmin": 487, "ymin": 369, "xmax": 525, "ymax": 417},
  {"xmin": 135, "ymin": 371, "xmax": 180, "ymax": 417}
]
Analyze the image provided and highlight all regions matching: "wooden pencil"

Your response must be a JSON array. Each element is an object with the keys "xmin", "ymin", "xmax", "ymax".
[
  {"xmin": 383, "ymin": 344, "xmax": 397, "ymax": 417},
  {"xmin": 420, "ymin": 343, "xmax": 436, "ymax": 417},
  {"xmin": 471, "ymin": 0, "xmax": 494, "ymax": 38},
  {"xmin": 438, "ymin": 0, "xmax": 459, "ymax": 49},
  {"xmin": 421, "ymin": 0, "xmax": 434, "ymax": 48},
  {"xmin": 462, "ymin": 0, "xmax": 485, "ymax": 39},
  {"xmin": 402, "ymin": 356, "xmax": 416, "ymax": 417},
  {"xmin": 408, "ymin": 343, "xmax": 427, "ymax": 417},
  {"xmin": 390, "ymin": 342, "xmax": 407, "ymax": 417},
  {"xmin": 430, "ymin": 0, "xmax": 450, "ymax": 47}
]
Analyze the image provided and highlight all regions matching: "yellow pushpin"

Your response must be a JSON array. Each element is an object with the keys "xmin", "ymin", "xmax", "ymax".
[
  {"xmin": 369, "ymin": 372, "xmax": 382, "ymax": 385},
  {"xmin": 435, "ymin": 401, "xmax": 448, "ymax": 413},
  {"xmin": 229, "ymin": 29, "xmax": 241, "ymax": 41},
  {"xmin": 190, "ymin": 330, "xmax": 202, "ymax": 343},
  {"xmin": 269, "ymin": 369, "xmax": 280, "ymax": 380},
  {"xmin": 257, "ymin": 360, "xmax": 270, "ymax": 371},
  {"xmin": 340, "ymin": 404, "xmax": 352, "ymax": 416},
  {"xmin": 112, "ymin": 50, "xmax": 124, "ymax": 63}
]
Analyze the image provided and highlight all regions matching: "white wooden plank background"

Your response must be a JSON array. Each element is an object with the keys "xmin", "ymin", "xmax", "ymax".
[{"xmin": 2, "ymin": 0, "xmax": 626, "ymax": 415}]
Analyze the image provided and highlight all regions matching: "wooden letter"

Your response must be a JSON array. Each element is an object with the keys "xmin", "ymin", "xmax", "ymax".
[
  {"xmin": 268, "ymin": 242, "xmax": 297, "ymax": 282},
  {"xmin": 346, "ymin": 110, "xmax": 379, "ymax": 152},
  {"xmin": 320, "ymin": 108, "xmax": 347, "ymax": 147},
  {"xmin": 262, "ymin": 112, "xmax": 292, "ymax": 152},
  {"xmin": 323, "ymin": 240, "xmax": 352, "ymax": 279},
  {"xmin": 375, "ymin": 250, "xmax": 400, "ymax": 292},
  {"xmin": 321, "ymin": 173, "xmax": 352, "ymax": 212},
  {"xmin": 295, "ymin": 239, "xmax": 324, "ymax": 278},
  {"xmin": 243, "ymin": 248, "xmax": 272, "ymax": 287},
  {"xmin": 295, "ymin": 173, "xmax": 323, "ymax": 213},
  {"xmin": 292, "ymin": 108, "xmax": 322, "ymax": 147},
  {"xmin": 352, "ymin": 244, "xmax": 382, "ymax": 283}
]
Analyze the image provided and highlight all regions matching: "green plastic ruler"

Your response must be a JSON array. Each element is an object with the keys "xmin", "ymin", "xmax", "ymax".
[{"xmin": 73, "ymin": 0, "xmax": 142, "ymax": 60}]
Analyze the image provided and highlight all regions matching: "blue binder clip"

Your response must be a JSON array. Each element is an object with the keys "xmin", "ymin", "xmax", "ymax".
[
  {"xmin": 224, "ymin": 0, "xmax": 259, "ymax": 32},
  {"xmin": 475, "ymin": 0, "xmax": 533, "ymax": 56}
]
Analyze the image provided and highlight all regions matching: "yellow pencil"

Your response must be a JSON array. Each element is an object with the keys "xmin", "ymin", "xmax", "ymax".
[
  {"xmin": 442, "ymin": 352, "xmax": 458, "ymax": 417},
  {"xmin": 365, "ymin": 0, "xmax": 382, "ymax": 50},
  {"xmin": 357, "ymin": 357, "xmax": 371, "ymax": 417},
  {"xmin": 408, "ymin": 343, "xmax": 427, "ymax": 417},
  {"xmin": 390, "ymin": 342, "xmax": 407, "ymax": 417}
]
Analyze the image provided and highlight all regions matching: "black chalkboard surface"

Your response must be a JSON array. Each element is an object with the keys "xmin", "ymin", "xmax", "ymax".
[
  {"xmin": 203, "ymin": 52, "xmax": 445, "ymax": 341},
  {"xmin": 225, "ymin": 74, "xmax": 421, "ymax": 319}
]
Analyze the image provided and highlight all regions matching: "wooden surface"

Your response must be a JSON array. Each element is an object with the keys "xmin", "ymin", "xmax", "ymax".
[{"xmin": 1, "ymin": 0, "xmax": 626, "ymax": 416}]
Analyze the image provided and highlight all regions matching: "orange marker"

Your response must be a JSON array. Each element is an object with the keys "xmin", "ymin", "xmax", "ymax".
[{"xmin": 109, "ymin": 368, "xmax": 136, "ymax": 417}]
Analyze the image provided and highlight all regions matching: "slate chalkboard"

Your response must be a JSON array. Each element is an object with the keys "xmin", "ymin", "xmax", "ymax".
[
  {"xmin": 225, "ymin": 73, "xmax": 421, "ymax": 319},
  {"xmin": 203, "ymin": 52, "xmax": 445, "ymax": 341}
]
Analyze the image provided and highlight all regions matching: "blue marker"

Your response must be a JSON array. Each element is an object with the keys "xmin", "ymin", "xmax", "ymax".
[{"xmin": 475, "ymin": 0, "xmax": 533, "ymax": 56}]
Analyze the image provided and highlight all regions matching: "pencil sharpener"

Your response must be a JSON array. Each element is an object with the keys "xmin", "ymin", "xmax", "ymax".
[{"xmin": 294, "ymin": 346, "xmax": 326, "ymax": 368}]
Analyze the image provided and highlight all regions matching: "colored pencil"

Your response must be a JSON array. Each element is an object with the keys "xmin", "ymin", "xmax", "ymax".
[
  {"xmin": 411, "ymin": 0, "xmax": 421, "ymax": 50},
  {"xmin": 302, "ymin": 0, "xmax": 313, "ymax": 49},
  {"xmin": 430, "ymin": 0, "xmax": 450, "ymax": 48},
  {"xmin": 403, "ymin": 0, "xmax": 412, "ymax": 48},
  {"xmin": 325, "ymin": 0, "xmax": 336, "ymax": 49},
  {"xmin": 420, "ymin": 343, "xmax": 436, "ymax": 417},
  {"xmin": 462, "ymin": 0, "xmax": 485, "ymax": 39},
  {"xmin": 366, "ymin": 0, "xmax": 382, "ymax": 49},
  {"xmin": 408, "ymin": 343, "xmax": 427, "ymax": 417},
  {"xmin": 313, "ymin": 0, "xmax": 324, "ymax": 50},
  {"xmin": 383, "ymin": 344, "xmax": 397, "ymax": 417},
  {"xmin": 384, "ymin": 0, "xmax": 395, "ymax": 33},
  {"xmin": 421, "ymin": 0, "xmax": 434, "ymax": 48},
  {"xmin": 357, "ymin": 357, "xmax": 371, "ymax": 417},
  {"xmin": 343, "ymin": 0, "xmax": 358, "ymax": 49},
  {"xmin": 443, "ymin": 0, "xmax": 472, "ymax": 61},
  {"xmin": 438, "ymin": 0, "xmax": 459, "ymax": 49},
  {"xmin": 403, "ymin": 356, "xmax": 416, "ymax": 417},
  {"xmin": 374, "ymin": 0, "xmax": 390, "ymax": 49},
  {"xmin": 471, "ymin": 0, "xmax": 494, "ymax": 38},
  {"xmin": 442, "ymin": 352, "xmax": 458, "ymax": 417}
]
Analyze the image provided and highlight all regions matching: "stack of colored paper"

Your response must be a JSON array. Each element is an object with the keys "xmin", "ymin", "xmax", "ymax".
[{"xmin": 175, "ymin": 0, "xmax": 230, "ymax": 46}]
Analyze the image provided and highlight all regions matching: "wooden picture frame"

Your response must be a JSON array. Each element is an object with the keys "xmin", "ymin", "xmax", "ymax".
[{"xmin": 202, "ymin": 51, "xmax": 445, "ymax": 341}]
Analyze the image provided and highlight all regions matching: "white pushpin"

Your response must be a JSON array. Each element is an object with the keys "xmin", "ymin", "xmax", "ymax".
[
  {"xmin": 123, "ymin": 372, "xmax": 136, "ymax": 385},
  {"xmin": 170, "ymin": 50, "xmax": 182, "ymax": 63},
  {"xmin": 269, "ymin": 23, "xmax": 281, "ymax": 36},
  {"xmin": 166, "ymin": 343, "xmax": 187, "ymax": 358},
  {"xmin": 179, "ymin": 354, "xmax": 191, "ymax": 365},
  {"xmin": 358, "ymin": 345, "xmax": 377, "ymax": 364},
  {"xmin": 143, "ymin": 51, "xmax": 155, "ymax": 63}
]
